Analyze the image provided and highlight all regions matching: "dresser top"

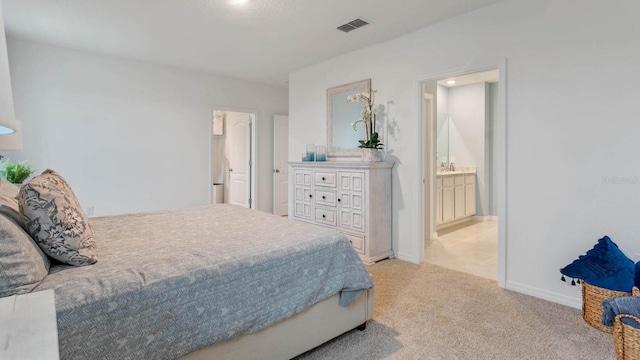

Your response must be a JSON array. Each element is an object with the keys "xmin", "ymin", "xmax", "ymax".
[{"xmin": 289, "ymin": 161, "xmax": 394, "ymax": 169}]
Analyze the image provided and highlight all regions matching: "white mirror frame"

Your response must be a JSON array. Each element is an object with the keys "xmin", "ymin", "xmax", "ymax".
[{"xmin": 327, "ymin": 79, "xmax": 371, "ymax": 160}]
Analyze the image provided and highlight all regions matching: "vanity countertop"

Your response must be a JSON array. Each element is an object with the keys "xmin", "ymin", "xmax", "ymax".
[{"xmin": 436, "ymin": 167, "xmax": 476, "ymax": 177}]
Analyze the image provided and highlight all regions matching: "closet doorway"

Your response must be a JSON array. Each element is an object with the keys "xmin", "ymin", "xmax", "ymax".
[{"xmin": 211, "ymin": 109, "xmax": 256, "ymax": 208}]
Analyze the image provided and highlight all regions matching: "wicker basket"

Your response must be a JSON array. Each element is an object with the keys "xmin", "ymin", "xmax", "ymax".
[
  {"xmin": 613, "ymin": 314, "xmax": 640, "ymax": 360},
  {"xmin": 582, "ymin": 282, "xmax": 632, "ymax": 333}
]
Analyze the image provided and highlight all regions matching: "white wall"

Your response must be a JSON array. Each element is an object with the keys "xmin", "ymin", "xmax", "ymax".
[
  {"xmin": 488, "ymin": 82, "xmax": 499, "ymax": 216},
  {"xmin": 448, "ymin": 83, "xmax": 487, "ymax": 215},
  {"xmin": 289, "ymin": 0, "xmax": 640, "ymax": 307},
  {"xmin": 2, "ymin": 39, "xmax": 288, "ymax": 216}
]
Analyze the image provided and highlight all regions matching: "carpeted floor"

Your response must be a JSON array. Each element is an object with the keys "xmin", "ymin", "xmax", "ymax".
[{"xmin": 296, "ymin": 259, "xmax": 616, "ymax": 360}]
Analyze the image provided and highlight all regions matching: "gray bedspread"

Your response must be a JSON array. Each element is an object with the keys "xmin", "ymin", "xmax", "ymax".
[{"xmin": 33, "ymin": 205, "xmax": 373, "ymax": 360}]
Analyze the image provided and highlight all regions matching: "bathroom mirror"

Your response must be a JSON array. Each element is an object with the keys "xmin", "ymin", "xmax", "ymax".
[
  {"xmin": 436, "ymin": 112, "xmax": 450, "ymax": 166},
  {"xmin": 327, "ymin": 79, "xmax": 371, "ymax": 158}
]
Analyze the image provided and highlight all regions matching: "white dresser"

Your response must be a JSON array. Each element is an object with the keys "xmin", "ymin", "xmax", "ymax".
[{"xmin": 289, "ymin": 161, "xmax": 393, "ymax": 265}]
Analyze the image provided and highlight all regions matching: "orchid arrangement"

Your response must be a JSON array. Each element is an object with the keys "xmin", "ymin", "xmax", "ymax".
[{"xmin": 347, "ymin": 89, "xmax": 383, "ymax": 149}]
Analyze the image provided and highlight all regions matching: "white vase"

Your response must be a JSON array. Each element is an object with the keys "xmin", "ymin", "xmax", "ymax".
[{"xmin": 361, "ymin": 148, "xmax": 382, "ymax": 162}]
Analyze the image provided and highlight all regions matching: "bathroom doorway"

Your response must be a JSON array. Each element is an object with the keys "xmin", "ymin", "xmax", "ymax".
[
  {"xmin": 210, "ymin": 108, "xmax": 256, "ymax": 208},
  {"xmin": 419, "ymin": 64, "xmax": 507, "ymax": 286}
]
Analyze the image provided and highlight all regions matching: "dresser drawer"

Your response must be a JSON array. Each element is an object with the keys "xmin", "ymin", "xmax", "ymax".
[
  {"xmin": 343, "ymin": 233, "xmax": 365, "ymax": 254},
  {"xmin": 315, "ymin": 189, "xmax": 337, "ymax": 207},
  {"xmin": 454, "ymin": 176, "xmax": 465, "ymax": 186},
  {"xmin": 294, "ymin": 170, "xmax": 312, "ymax": 187},
  {"xmin": 314, "ymin": 207, "xmax": 337, "ymax": 226},
  {"xmin": 465, "ymin": 175, "xmax": 475, "ymax": 184},
  {"xmin": 437, "ymin": 178, "xmax": 443, "ymax": 188},
  {"xmin": 315, "ymin": 171, "xmax": 336, "ymax": 188}
]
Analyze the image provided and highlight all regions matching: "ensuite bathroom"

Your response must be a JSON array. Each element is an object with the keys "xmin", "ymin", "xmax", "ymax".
[{"xmin": 425, "ymin": 70, "xmax": 500, "ymax": 280}]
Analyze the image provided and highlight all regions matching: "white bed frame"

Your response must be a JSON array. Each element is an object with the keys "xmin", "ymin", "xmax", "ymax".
[{"xmin": 180, "ymin": 288, "xmax": 374, "ymax": 360}]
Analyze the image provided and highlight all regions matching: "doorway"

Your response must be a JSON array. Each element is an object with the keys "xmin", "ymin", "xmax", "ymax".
[
  {"xmin": 211, "ymin": 109, "xmax": 255, "ymax": 208},
  {"xmin": 419, "ymin": 62, "xmax": 507, "ymax": 287}
]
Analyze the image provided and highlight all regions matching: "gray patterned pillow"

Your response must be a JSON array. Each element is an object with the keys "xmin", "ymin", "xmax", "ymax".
[
  {"xmin": 18, "ymin": 169, "xmax": 98, "ymax": 266},
  {"xmin": 0, "ymin": 177, "xmax": 23, "ymax": 225},
  {"xmin": 0, "ymin": 177, "xmax": 20, "ymax": 199},
  {"xmin": 0, "ymin": 213, "xmax": 51, "ymax": 298}
]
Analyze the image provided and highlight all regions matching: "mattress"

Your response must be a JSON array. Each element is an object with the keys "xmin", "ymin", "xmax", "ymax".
[{"xmin": 34, "ymin": 205, "xmax": 373, "ymax": 360}]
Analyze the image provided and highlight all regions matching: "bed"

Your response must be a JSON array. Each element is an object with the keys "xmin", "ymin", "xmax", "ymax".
[{"xmin": 31, "ymin": 204, "xmax": 374, "ymax": 360}]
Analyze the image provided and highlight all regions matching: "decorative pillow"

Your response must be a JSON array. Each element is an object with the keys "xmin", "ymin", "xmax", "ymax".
[
  {"xmin": 0, "ymin": 177, "xmax": 24, "ymax": 225},
  {"xmin": 635, "ymin": 262, "xmax": 640, "ymax": 288},
  {"xmin": 0, "ymin": 214, "xmax": 51, "ymax": 298},
  {"xmin": 0, "ymin": 177, "xmax": 20, "ymax": 199},
  {"xmin": 560, "ymin": 236, "xmax": 634, "ymax": 292},
  {"xmin": 18, "ymin": 169, "xmax": 97, "ymax": 266}
]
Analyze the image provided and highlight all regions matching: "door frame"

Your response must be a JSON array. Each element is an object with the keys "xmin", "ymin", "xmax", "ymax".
[
  {"xmin": 209, "ymin": 106, "xmax": 257, "ymax": 209},
  {"xmin": 417, "ymin": 58, "xmax": 508, "ymax": 288},
  {"xmin": 272, "ymin": 114, "xmax": 289, "ymax": 215}
]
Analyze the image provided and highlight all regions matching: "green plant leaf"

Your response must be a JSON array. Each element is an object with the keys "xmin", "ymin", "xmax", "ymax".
[{"xmin": 1, "ymin": 160, "xmax": 34, "ymax": 184}]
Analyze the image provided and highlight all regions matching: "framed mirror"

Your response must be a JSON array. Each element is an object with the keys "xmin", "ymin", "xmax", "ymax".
[{"xmin": 327, "ymin": 79, "xmax": 371, "ymax": 159}]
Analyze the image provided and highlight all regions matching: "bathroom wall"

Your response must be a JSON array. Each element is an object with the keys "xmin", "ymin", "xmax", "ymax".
[
  {"xmin": 436, "ymin": 85, "xmax": 449, "ymax": 165},
  {"xmin": 446, "ymin": 82, "xmax": 489, "ymax": 216}
]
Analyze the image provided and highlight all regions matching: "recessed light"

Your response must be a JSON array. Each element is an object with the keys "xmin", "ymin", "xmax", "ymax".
[
  {"xmin": 447, "ymin": 80, "xmax": 456, "ymax": 85},
  {"xmin": 229, "ymin": 0, "xmax": 249, "ymax": 5}
]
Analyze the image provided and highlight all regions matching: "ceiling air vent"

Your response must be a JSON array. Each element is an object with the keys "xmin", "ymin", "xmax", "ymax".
[{"xmin": 336, "ymin": 18, "xmax": 369, "ymax": 33}]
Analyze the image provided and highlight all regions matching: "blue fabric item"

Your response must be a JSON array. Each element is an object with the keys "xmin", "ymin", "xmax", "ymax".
[
  {"xmin": 560, "ymin": 236, "xmax": 634, "ymax": 292},
  {"xmin": 601, "ymin": 296, "xmax": 640, "ymax": 329},
  {"xmin": 621, "ymin": 316, "xmax": 640, "ymax": 328},
  {"xmin": 635, "ymin": 262, "xmax": 640, "ymax": 288}
]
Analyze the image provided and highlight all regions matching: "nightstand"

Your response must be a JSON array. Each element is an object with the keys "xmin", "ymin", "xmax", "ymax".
[{"xmin": 0, "ymin": 289, "xmax": 59, "ymax": 360}]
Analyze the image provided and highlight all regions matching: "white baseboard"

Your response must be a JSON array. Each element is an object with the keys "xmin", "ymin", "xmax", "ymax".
[
  {"xmin": 471, "ymin": 215, "xmax": 498, "ymax": 222},
  {"xmin": 506, "ymin": 281, "xmax": 582, "ymax": 309}
]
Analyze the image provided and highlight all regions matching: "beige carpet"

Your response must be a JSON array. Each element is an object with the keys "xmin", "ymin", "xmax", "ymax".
[{"xmin": 296, "ymin": 259, "xmax": 616, "ymax": 360}]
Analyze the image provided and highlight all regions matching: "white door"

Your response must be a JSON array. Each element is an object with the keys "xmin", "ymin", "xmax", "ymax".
[
  {"xmin": 228, "ymin": 114, "xmax": 251, "ymax": 208},
  {"xmin": 273, "ymin": 115, "xmax": 289, "ymax": 215}
]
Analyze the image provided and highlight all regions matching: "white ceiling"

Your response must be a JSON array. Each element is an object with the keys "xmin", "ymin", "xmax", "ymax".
[{"xmin": 3, "ymin": 0, "xmax": 505, "ymax": 87}]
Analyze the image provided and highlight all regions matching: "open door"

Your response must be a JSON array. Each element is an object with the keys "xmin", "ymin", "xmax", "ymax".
[
  {"xmin": 228, "ymin": 114, "xmax": 251, "ymax": 208},
  {"xmin": 273, "ymin": 115, "xmax": 289, "ymax": 215}
]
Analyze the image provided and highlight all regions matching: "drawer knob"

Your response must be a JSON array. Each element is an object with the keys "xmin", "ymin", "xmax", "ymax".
[
  {"xmin": 322, "ymin": 177, "xmax": 326, "ymax": 181},
  {"xmin": 309, "ymin": 194, "xmax": 313, "ymax": 198},
  {"xmin": 337, "ymin": 198, "xmax": 341, "ymax": 202},
  {"xmin": 322, "ymin": 214, "xmax": 326, "ymax": 218},
  {"xmin": 322, "ymin": 195, "xmax": 326, "ymax": 199}
]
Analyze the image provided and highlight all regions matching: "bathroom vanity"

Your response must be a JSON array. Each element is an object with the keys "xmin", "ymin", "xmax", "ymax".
[{"xmin": 437, "ymin": 169, "xmax": 476, "ymax": 228}]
